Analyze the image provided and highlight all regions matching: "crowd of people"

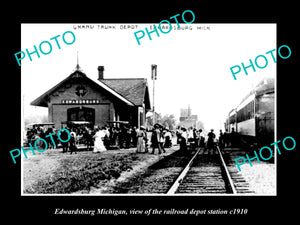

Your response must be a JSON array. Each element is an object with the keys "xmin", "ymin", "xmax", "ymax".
[
  {"xmin": 176, "ymin": 126, "xmax": 205, "ymax": 152},
  {"xmin": 25, "ymin": 124, "xmax": 174, "ymax": 154},
  {"xmin": 149, "ymin": 124, "xmax": 173, "ymax": 154},
  {"xmin": 176, "ymin": 126, "xmax": 240, "ymax": 152},
  {"xmin": 25, "ymin": 123, "xmax": 239, "ymax": 155},
  {"xmin": 26, "ymin": 125, "xmax": 59, "ymax": 150}
]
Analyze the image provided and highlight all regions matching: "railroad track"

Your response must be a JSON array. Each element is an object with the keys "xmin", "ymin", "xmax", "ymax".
[
  {"xmin": 167, "ymin": 146, "xmax": 237, "ymax": 194},
  {"xmin": 111, "ymin": 146, "xmax": 252, "ymax": 194}
]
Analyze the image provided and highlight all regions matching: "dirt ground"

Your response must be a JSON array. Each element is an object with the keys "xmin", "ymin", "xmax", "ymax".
[
  {"xmin": 22, "ymin": 146, "xmax": 179, "ymax": 194},
  {"xmin": 238, "ymin": 161, "xmax": 276, "ymax": 194}
]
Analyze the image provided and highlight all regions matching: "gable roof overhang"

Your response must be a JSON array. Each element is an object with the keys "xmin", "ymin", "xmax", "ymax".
[{"xmin": 30, "ymin": 70, "xmax": 135, "ymax": 107}]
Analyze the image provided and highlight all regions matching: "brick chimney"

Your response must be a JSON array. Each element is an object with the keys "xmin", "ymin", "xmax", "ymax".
[{"xmin": 97, "ymin": 66, "xmax": 104, "ymax": 80}]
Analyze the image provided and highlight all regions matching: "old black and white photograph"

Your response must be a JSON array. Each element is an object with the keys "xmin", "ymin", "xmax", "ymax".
[{"xmin": 20, "ymin": 23, "xmax": 277, "ymax": 196}]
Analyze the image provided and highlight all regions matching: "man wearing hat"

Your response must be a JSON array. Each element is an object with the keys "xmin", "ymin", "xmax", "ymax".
[
  {"xmin": 207, "ymin": 129, "xmax": 216, "ymax": 153},
  {"xmin": 151, "ymin": 124, "xmax": 164, "ymax": 154}
]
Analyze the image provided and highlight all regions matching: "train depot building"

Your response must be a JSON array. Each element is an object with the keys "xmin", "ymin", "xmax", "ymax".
[{"xmin": 31, "ymin": 64, "xmax": 151, "ymax": 129}]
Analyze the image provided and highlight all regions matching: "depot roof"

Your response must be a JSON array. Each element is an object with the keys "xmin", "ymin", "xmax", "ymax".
[{"xmin": 31, "ymin": 68, "xmax": 151, "ymax": 110}]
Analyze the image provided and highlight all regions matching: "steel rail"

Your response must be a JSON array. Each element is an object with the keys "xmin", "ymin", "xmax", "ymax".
[
  {"xmin": 166, "ymin": 148, "xmax": 202, "ymax": 194},
  {"xmin": 216, "ymin": 146, "xmax": 237, "ymax": 194}
]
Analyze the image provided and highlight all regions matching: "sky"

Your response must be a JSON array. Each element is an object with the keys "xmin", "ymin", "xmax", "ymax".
[{"xmin": 21, "ymin": 23, "xmax": 276, "ymax": 132}]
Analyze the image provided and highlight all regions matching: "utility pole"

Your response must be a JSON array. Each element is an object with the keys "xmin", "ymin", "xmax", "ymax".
[
  {"xmin": 251, "ymin": 83, "xmax": 257, "ymax": 134},
  {"xmin": 151, "ymin": 64, "xmax": 157, "ymax": 125}
]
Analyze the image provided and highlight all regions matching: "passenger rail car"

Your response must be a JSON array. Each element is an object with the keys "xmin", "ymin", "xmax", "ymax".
[{"xmin": 226, "ymin": 78, "xmax": 275, "ymax": 147}]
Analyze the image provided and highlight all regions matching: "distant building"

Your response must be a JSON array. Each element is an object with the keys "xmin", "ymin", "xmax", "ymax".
[
  {"xmin": 31, "ymin": 64, "xmax": 151, "ymax": 128},
  {"xmin": 179, "ymin": 105, "xmax": 198, "ymax": 128},
  {"xmin": 180, "ymin": 107, "xmax": 191, "ymax": 119}
]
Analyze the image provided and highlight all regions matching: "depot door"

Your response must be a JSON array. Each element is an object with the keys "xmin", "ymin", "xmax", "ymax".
[{"xmin": 67, "ymin": 107, "xmax": 95, "ymax": 124}]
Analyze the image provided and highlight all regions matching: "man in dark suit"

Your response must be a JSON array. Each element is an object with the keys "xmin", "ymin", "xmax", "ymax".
[
  {"xmin": 151, "ymin": 124, "xmax": 163, "ymax": 154},
  {"xmin": 207, "ymin": 129, "xmax": 216, "ymax": 153},
  {"xmin": 60, "ymin": 128, "xmax": 69, "ymax": 153}
]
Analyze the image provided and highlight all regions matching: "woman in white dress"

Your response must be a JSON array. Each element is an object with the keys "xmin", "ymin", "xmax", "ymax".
[
  {"xmin": 93, "ymin": 127, "xmax": 107, "ymax": 153},
  {"xmin": 136, "ymin": 126, "xmax": 146, "ymax": 153}
]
